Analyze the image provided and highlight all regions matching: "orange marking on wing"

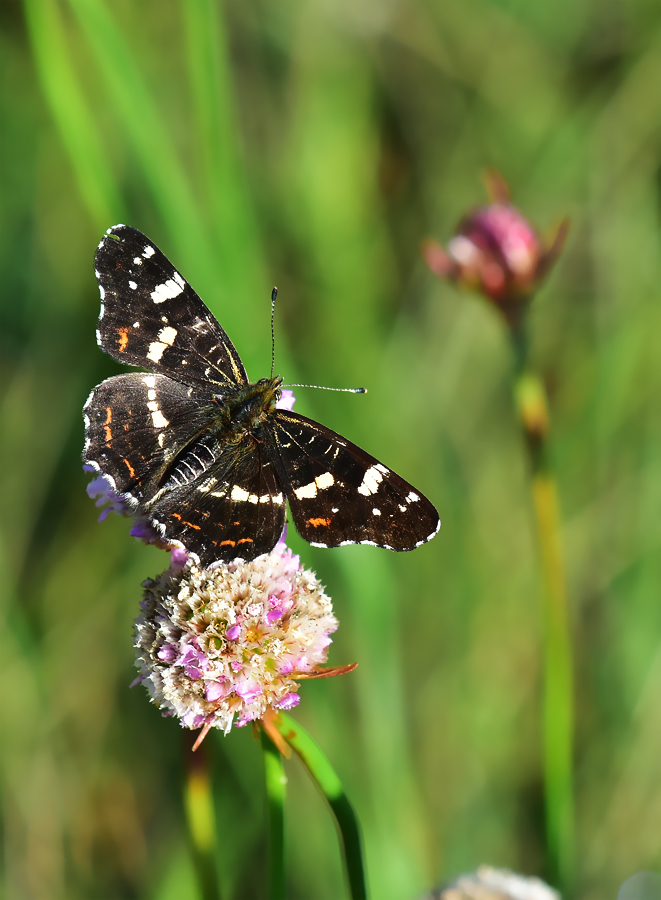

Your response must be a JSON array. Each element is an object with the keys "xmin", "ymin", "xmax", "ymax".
[
  {"xmin": 103, "ymin": 407, "xmax": 113, "ymax": 442},
  {"xmin": 117, "ymin": 328, "xmax": 129, "ymax": 352},
  {"xmin": 308, "ymin": 517, "xmax": 331, "ymax": 528},
  {"xmin": 220, "ymin": 539, "xmax": 236, "ymax": 547},
  {"xmin": 237, "ymin": 537, "xmax": 254, "ymax": 545},
  {"xmin": 183, "ymin": 521, "xmax": 201, "ymax": 530},
  {"xmin": 124, "ymin": 423, "xmax": 129, "ymax": 431},
  {"xmin": 122, "ymin": 458, "xmax": 136, "ymax": 478},
  {"xmin": 170, "ymin": 513, "xmax": 182, "ymax": 520}
]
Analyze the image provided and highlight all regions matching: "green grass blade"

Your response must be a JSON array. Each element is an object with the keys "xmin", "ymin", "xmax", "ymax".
[
  {"xmin": 65, "ymin": 0, "xmax": 215, "ymax": 272},
  {"xmin": 260, "ymin": 729, "xmax": 286, "ymax": 900},
  {"xmin": 182, "ymin": 0, "xmax": 267, "ymax": 306},
  {"xmin": 23, "ymin": 0, "xmax": 124, "ymax": 228},
  {"xmin": 276, "ymin": 712, "xmax": 368, "ymax": 900}
]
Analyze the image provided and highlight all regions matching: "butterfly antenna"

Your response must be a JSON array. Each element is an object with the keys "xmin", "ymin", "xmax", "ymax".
[
  {"xmin": 270, "ymin": 287, "xmax": 278, "ymax": 379},
  {"xmin": 285, "ymin": 383, "xmax": 367, "ymax": 394}
]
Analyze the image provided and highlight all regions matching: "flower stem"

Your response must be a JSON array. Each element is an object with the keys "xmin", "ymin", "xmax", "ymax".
[
  {"xmin": 183, "ymin": 732, "xmax": 221, "ymax": 900},
  {"xmin": 511, "ymin": 321, "xmax": 574, "ymax": 888},
  {"xmin": 260, "ymin": 727, "xmax": 287, "ymax": 900},
  {"xmin": 273, "ymin": 712, "xmax": 368, "ymax": 900}
]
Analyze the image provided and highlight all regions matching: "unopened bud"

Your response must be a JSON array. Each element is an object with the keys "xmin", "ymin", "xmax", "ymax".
[{"xmin": 423, "ymin": 171, "xmax": 568, "ymax": 326}]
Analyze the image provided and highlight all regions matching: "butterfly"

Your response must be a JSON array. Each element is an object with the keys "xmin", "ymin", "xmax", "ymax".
[{"xmin": 83, "ymin": 225, "xmax": 440, "ymax": 566}]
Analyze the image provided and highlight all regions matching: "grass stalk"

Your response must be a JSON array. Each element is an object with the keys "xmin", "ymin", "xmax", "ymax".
[
  {"xmin": 260, "ymin": 728, "xmax": 287, "ymax": 900},
  {"xmin": 272, "ymin": 712, "xmax": 368, "ymax": 900},
  {"xmin": 183, "ymin": 734, "xmax": 221, "ymax": 900},
  {"xmin": 22, "ymin": 0, "xmax": 123, "ymax": 228},
  {"xmin": 511, "ymin": 321, "xmax": 574, "ymax": 888}
]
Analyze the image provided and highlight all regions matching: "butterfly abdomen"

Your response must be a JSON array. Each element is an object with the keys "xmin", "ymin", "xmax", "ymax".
[{"xmin": 162, "ymin": 433, "xmax": 221, "ymax": 490}]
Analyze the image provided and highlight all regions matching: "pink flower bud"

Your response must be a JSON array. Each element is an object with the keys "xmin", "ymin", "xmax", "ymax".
[{"xmin": 423, "ymin": 171, "xmax": 568, "ymax": 325}]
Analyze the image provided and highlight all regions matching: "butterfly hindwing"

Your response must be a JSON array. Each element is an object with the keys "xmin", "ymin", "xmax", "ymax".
[
  {"xmin": 148, "ymin": 441, "xmax": 287, "ymax": 565},
  {"xmin": 270, "ymin": 411, "xmax": 440, "ymax": 551},
  {"xmin": 83, "ymin": 372, "xmax": 220, "ymax": 503},
  {"xmin": 95, "ymin": 225, "xmax": 247, "ymax": 390}
]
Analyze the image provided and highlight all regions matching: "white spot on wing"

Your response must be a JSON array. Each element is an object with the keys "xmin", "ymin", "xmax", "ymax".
[
  {"xmin": 294, "ymin": 481, "xmax": 317, "ymax": 500},
  {"xmin": 147, "ymin": 341, "xmax": 167, "ymax": 363},
  {"xmin": 310, "ymin": 541, "xmax": 328, "ymax": 548},
  {"xmin": 143, "ymin": 245, "xmax": 156, "ymax": 258},
  {"xmin": 129, "ymin": 281, "xmax": 137, "ymax": 290},
  {"xmin": 407, "ymin": 492, "xmax": 420, "ymax": 503},
  {"xmin": 151, "ymin": 279, "xmax": 183, "ymax": 304},
  {"xmin": 133, "ymin": 257, "xmax": 142, "ymax": 265},
  {"xmin": 151, "ymin": 410, "xmax": 169, "ymax": 429},
  {"xmin": 143, "ymin": 375, "xmax": 156, "ymax": 388},
  {"xmin": 231, "ymin": 486, "xmax": 250, "ymax": 502},
  {"xmin": 372, "ymin": 508, "xmax": 381, "ymax": 515},
  {"xmin": 158, "ymin": 326, "xmax": 177, "ymax": 345},
  {"xmin": 293, "ymin": 473, "xmax": 335, "ymax": 500},
  {"xmin": 315, "ymin": 472, "xmax": 335, "ymax": 490},
  {"xmin": 357, "ymin": 465, "xmax": 385, "ymax": 496}
]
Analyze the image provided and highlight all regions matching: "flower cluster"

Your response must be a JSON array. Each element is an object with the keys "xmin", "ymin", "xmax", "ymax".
[
  {"xmin": 431, "ymin": 865, "xmax": 559, "ymax": 900},
  {"xmin": 422, "ymin": 171, "xmax": 568, "ymax": 326},
  {"xmin": 133, "ymin": 543, "xmax": 338, "ymax": 734}
]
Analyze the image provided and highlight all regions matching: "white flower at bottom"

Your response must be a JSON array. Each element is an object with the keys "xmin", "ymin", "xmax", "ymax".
[{"xmin": 134, "ymin": 544, "xmax": 338, "ymax": 734}]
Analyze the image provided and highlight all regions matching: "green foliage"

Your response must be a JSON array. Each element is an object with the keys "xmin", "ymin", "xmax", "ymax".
[{"xmin": 2, "ymin": 0, "xmax": 661, "ymax": 897}]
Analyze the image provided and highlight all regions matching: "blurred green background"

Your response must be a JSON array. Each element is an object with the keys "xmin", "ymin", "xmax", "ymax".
[{"xmin": 2, "ymin": 0, "xmax": 661, "ymax": 897}]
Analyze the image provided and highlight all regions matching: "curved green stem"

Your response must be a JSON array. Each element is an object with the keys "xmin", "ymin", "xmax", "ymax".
[
  {"xmin": 183, "ymin": 733, "xmax": 221, "ymax": 900},
  {"xmin": 261, "ymin": 728, "xmax": 287, "ymax": 900},
  {"xmin": 510, "ymin": 323, "xmax": 574, "ymax": 888},
  {"xmin": 273, "ymin": 712, "xmax": 368, "ymax": 900}
]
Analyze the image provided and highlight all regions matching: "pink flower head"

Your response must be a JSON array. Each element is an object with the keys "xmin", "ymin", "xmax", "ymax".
[
  {"xmin": 423, "ymin": 170, "xmax": 569, "ymax": 326},
  {"xmin": 276, "ymin": 389, "xmax": 296, "ymax": 411},
  {"xmin": 133, "ymin": 542, "xmax": 340, "ymax": 735},
  {"xmin": 85, "ymin": 471, "xmax": 132, "ymax": 521},
  {"xmin": 84, "ymin": 466, "xmax": 179, "ymax": 552}
]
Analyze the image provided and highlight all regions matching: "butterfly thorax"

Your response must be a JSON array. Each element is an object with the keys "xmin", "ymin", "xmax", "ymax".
[{"xmin": 214, "ymin": 375, "xmax": 283, "ymax": 437}]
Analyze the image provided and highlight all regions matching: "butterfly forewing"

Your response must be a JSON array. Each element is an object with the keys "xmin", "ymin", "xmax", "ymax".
[
  {"xmin": 270, "ymin": 412, "xmax": 440, "ymax": 551},
  {"xmin": 95, "ymin": 225, "xmax": 247, "ymax": 390}
]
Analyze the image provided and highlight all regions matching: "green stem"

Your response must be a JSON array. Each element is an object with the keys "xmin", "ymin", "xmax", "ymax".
[
  {"xmin": 510, "ymin": 322, "xmax": 574, "ymax": 888},
  {"xmin": 273, "ymin": 712, "xmax": 368, "ymax": 900},
  {"xmin": 183, "ymin": 733, "xmax": 221, "ymax": 900},
  {"xmin": 261, "ymin": 728, "xmax": 287, "ymax": 900}
]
